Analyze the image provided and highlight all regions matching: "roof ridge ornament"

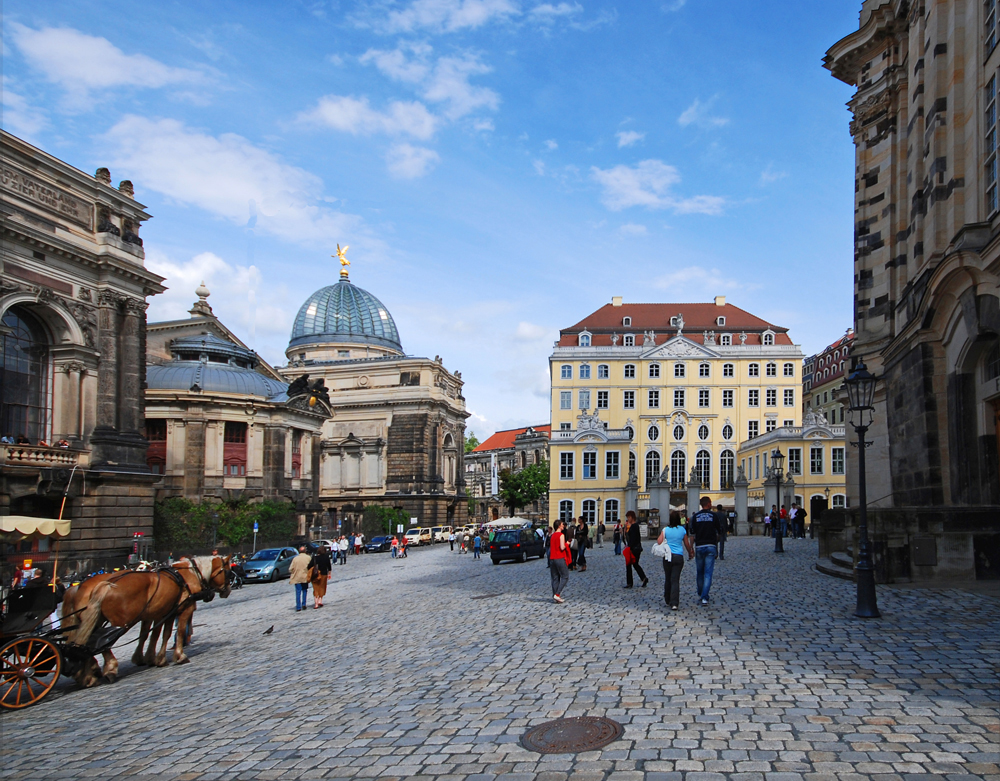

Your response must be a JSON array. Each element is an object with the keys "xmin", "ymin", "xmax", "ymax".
[{"xmin": 335, "ymin": 244, "xmax": 350, "ymax": 279}]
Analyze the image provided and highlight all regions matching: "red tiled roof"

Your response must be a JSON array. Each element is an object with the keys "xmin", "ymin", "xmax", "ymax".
[
  {"xmin": 472, "ymin": 425, "xmax": 551, "ymax": 453},
  {"xmin": 558, "ymin": 302, "xmax": 793, "ymax": 347}
]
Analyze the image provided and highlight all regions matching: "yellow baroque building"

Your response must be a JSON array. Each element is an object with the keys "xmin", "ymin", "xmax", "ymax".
[{"xmin": 548, "ymin": 296, "xmax": 804, "ymax": 525}]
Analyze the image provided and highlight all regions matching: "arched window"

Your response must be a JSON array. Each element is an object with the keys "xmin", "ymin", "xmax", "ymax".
[
  {"xmin": 645, "ymin": 450, "xmax": 660, "ymax": 486},
  {"xmin": 582, "ymin": 498, "xmax": 597, "ymax": 524},
  {"xmin": 559, "ymin": 499, "xmax": 574, "ymax": 522},
  {"xmin": 670, "ymin": 450, "xmax": 686, "ymax": 488},
  {"xmin": 520, "ymin": 451, "xmax": 527, "ymax": 469},
  {"xmin": 579, "ymin": 333, "xmax": 591, "ymax": 347},
  {"xmin": 720, "ymin": 449, "xmax": 735, "ymax": 489},
  {"xmin": 647, "ymin": 424, "xmax": 660, "ymax": 441},
  {"xmin": 604, "ymin": 498, "xmax": 620, "ymax": 525},
  {"xmin": 625, "ymin": 425, "xmax": 634, "ymax": 440},
  {"xmin": 763, "ymin": 333, "xmax": 774, "ymax": 346},
  {"xmin": 695, "ymin": 449, "xmax": 711, "ymax": 488},
  {"xmin": 628, "ymin": 450, "xmax": 636, "ymax": 477},
  {"xmin": 1, "ymin": 306, "xmax": 50, "ymax": 444}
]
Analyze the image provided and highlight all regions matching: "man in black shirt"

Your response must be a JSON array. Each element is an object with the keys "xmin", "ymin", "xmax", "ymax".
[{"xmin": 690, "ymin": 496, "xmax": 724, "ymax": 605}]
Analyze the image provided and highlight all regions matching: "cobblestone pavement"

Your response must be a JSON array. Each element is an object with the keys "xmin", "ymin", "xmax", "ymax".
[{"xmin": 2, "ymin": 537, "xmax": 998, "ymax": 781}]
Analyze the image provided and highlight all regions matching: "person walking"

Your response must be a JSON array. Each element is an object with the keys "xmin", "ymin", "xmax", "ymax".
[
  {"xmin": 310, "ymin": 544, "xmax": 332, "ymax": 609},
  {"xmin": 613, "ymin": 523, "xmax": 622, "ymax": 556},
  {"xmin": 549, "ymin": 520, "xmax": 571, "ymax": 603},
  {"xmin": 289, "ymin": 546, "xmax": 312, "ymax": 612},
  {"xmin": 575, "ymin": 518, "xmax": 589, "ymax": 572},
  {"xmin": 462, "ymin": 531, "xmax": 469, "ymax": 553},
  {"xmin": 473, "ymin": 533, "xmax": 482, "ymax": 559},
  {"xmin": 716, "ymin": 504, "xmax": 728, "ymax": 560},
  {"xmin": 338, "ymin": 536, "xmax": 349, "ymax": 564},
  {"xmin": 391, "ymin": 535, "xmax": 399, "ymax": 558},
  {"xmin": 691, "ymin": 496, "xmax": 725, "ymax": 605},
  {"xmin": 623, "ymin": 511, "xmax": 648, "ymax": 588},
  {"xmin": 355, "ymin": 533, "xmax": 363, "ymax": 556},
  {"xmin": 597, "ymin": 521, "xmax": 605, "ymax": 548},
  {"xmin": 656, "ymin": 511, "xmax": 695, "ymax": 610},
  {"xmin": 449, "ymin": 530, "xmax": 456, "ymax": 551}
]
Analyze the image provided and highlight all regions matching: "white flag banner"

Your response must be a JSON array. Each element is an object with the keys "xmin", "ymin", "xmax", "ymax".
[{"xmin": 491, "ymin": 452, "xmax": 499, "ymax": 496}]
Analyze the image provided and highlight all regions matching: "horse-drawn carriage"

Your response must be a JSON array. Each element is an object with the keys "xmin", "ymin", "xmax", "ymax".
[{"xmin": 1, "ymin": 516, "xmax": 232, "ymax": 710}]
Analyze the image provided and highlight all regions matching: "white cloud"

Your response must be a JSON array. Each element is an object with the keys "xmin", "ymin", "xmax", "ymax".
[
  {"xmin": 591, "ymin": 159, "xmax": 725, "ymax": 214},
  {"xmin": 385, "ymin": 143, "xmax": 440, "ymax": 178},
  {"xmin": 652, "ymin": 265, "xmax": 753, "ymax": 293},
  {"xmin": 473, "ymin": 118, "xmax": 495, "ymax": 131},
  {"xmin": 103, "ymin": 116, "xmax": 363, "ymax": 247},
  {"xmin": 297, "ymin": 94, "xmax": 438, "ymax": 139},
  {"xmin": 615, "ymin": 130, "xmax": 645, "ymax": 148},
  {"xmin": 678, "ymin": 96, "xmax": 729, "ymax": 129},
  {"xmin": 513, "ymin": 321, "xmax": 551, "ymax": 341},
  {"xmin": 9, "ymin": 24, "xmax": 206, "ymax": 106},
  {"xmin": 379, "ymin": 0, "xmax": 521, "ymax": 33},
  {"xmin": 662, "ymin": 0, "xmax": 686, "ymax": 11},
  {"xmin": 360, "ymin": 44, "xmax": 432, "ymax": 83},
  {"xmin": 544, "ymin": 139, "xmax": 558, "ymax": 150},
  {"xmin": 619, "ymin": 223, "xmax": 647, "ymax": 236},
  {"xmin": 533, "ymin": 159, "xmax": 546, "ymax": 176},
  {"xmin": 529, "ymin": 3, "xmax": 583, "ymax": 21},
  {"xmin": 760, "ymin": 163, "xmax": 788, "ymax": 185},
  {"xmin": 1, "ymin": 79, "xmax": 48, "ymax": 138}
]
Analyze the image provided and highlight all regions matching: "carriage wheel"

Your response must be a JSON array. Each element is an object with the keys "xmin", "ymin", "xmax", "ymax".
[{"xmin": 0, "ymin": 637, "xmax": 62, "ymax": 709}]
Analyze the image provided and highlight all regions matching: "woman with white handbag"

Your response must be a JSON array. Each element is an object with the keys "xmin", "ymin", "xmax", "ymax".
[{"xmin": 652, "ymin": 511, "xmax": 695, "ymax": 611}]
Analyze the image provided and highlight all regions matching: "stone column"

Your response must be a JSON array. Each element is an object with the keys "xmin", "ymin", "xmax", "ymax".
[
  {"xmin": 95, "ymin": 290, "xmax": 122, "ymax": 430},
  {"xmin": 734, "ymin": 466, "xmax": 749, "ymax": 536},
  {"xmin": 783, "ymin": 476, "xmax": 796, "ymax": 510},
  {"xmin": 764, "ymin": 475, "xmax": 778, "ymax": 515},
  {"xmin": 120, "ymin": 298, "xmax": 147, "ymax": 434},
  {"xmin": 686, "ymin": 467, "xmax": 702, "ymax": 518},
  {"xmin": 624, "ymin": 469, "xmax": 638, "ymax": 513}
]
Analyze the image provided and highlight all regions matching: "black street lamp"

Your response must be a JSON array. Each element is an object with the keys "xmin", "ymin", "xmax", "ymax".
[
  {"xmin": 771, "ymin": 448, "xmax": 785, "ymax": 553},
  {"xmin": 845, "ymin": 360, "xmax": 880, "ymax": 619}
]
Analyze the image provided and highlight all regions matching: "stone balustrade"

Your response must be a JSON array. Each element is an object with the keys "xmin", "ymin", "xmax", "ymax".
[{"xmin": 0, "ymin": 444, "xmax": 88, "ymax": 468}]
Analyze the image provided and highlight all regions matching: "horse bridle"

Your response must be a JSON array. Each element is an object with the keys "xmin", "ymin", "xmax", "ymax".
[{"xmin": 180, "ymin": 556, "xmax": 229, "ymax": 603}]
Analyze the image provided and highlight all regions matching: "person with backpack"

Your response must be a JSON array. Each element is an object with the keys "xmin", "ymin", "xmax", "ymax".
[{"xmin": 691, "ymin": 497, "xmax": 726, "ymax": 606}]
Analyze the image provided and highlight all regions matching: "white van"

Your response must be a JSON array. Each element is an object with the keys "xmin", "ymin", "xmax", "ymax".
[
  {"xmin": 403, "ymin": 528, "xmax": 422, "ymax": 547},
  {"xmin": 434, "ymin": 526, "xmax": 452, "ymax": 543},
  {"xmin": 417, "ymin": 528, "xmax": 433, "ymax": 545}
]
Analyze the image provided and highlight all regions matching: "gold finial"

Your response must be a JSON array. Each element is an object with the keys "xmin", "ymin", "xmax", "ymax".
[{"xmin": 334, "ymin": 244, "xmax": 350, "ymax": 278}]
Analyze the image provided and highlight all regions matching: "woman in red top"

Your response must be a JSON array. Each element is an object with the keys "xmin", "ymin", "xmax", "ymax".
[{"xmin": 549, "ymin": 520, "xmax": 571, "ymax": 603}]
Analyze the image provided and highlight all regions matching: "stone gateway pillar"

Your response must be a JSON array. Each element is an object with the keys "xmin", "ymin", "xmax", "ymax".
[
  {"xmin": 686, "ymin": 467, "xmax": 701, "ymax": 520},
  {"xmin": 734, "ymin": 466, "xmax": 750, "ymax": 536}
]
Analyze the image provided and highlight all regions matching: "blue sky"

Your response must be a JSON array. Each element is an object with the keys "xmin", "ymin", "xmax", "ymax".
[{"xmin": 3, "ymin": 0, "xmax": 860, "ymax": 441}]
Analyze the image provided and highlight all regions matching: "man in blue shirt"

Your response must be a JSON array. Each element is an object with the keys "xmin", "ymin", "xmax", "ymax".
[{"xmin": 690, "ymin": 497, "xmax": 725, "ymax": 606}]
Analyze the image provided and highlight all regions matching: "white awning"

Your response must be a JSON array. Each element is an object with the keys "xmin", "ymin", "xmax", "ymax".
[{"xmin": 0, "ymin": 516, "xmax": 72, "ymax": 541}]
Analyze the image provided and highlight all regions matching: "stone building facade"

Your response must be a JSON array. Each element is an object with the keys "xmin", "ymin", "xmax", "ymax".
[
  {"xmin": 144, "ymin": 288, "xmax": 327, "ymax": 532},
  {"xmin": 465, "ymin": 425, "xmax": 550, "ymax": 523},
  {"xmin": 803, "ymin": 329, "xmax": 854, "ymax": 426},
  {"xmin": 825, "ymin": 1, "xmax": 1000, "ymax": 582},
  {"xmin": 1, "ymin": 130, "xmax": 164, "ymax": 572},
  {"xmin": 279, "ymin": 265, "xmax": 469, "ymax": 530}
]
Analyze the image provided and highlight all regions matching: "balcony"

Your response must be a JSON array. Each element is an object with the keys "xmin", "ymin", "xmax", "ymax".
[
  {"xmin": 550, "ymin": 428, "xmax": 633, "ymax": 442},
  {"xmin": 1, "ymin": 444, "xmax": 88, "ymax": 468}
]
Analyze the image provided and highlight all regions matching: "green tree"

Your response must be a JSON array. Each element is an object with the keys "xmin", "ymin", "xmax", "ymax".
[
  {"xmin": 361, "ymin": 505, "xmax": 411, "ymax": 538},
  {"xmin": 497, "ymin": 460, "xmax": 549, "ymax": 517},
  {"xmin": 464, "ymin": 431, "xmax": 480, "ymax": 454}
]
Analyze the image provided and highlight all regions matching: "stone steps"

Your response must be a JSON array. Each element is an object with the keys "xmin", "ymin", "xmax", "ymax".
[{"xmin": 815, "ymin": 550, "xmax": 855, "ymax": 581}]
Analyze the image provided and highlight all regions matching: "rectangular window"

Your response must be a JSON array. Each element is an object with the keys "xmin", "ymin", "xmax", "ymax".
[
  {"xmin": 832, "ymin": 447, "xmax": 845, "ymax": 475},
  {"xmin": 783, "ymin": 419, "xmax": 794, "ymax": 427},
  {"xmin": 784, "ymin": 389, "xmax": 795, "ymax": 407},
  {"xmin": 722, "ymin": 389, "xmax": 734, "ymax": 407},
  {"xmin": 699, "ymin": 363, "xmax": 710, "ymax": 378},
  {"xmin": 673, "ymin": 389, "xmax": 685, "ymax": 408},
  {"xmin": 674, "ymin": 363, "xmax": 685, "ymax": 378},
  {"xmin": 649, "ymin": 363, "xmax": 660, "ymax": 378},
  {"xmin": 723, "ymin": 363, "xmax": 734, "ymax": 378},
  {"xmin": 560, "ymin": 391, "xmax": 571, "ymax": 410},
  {"xmin": 560, "ymin": 452, "xmax": 574, "ymax": 479},
  {"xmin": 583, "ymin": 450, "xmax": 597, "ymax": 479},
  {"xmin": 624, "ymin": 364, "xmax": 636, "ymax": 379},
  {"xmin": 648, "ymin": 389, "xmax": 660, "ymax": 408},
  {"xmin": 560, "ymin": 365, "xmax": 572, "ymax": 379},
  {"xmin": 596, "ymin": 390, "xmax": 609, "ymax": 409},
  {"xmin": 988, "ymin": 74, "xmax": 998, "ymax": 213},
  {"xmin": 755, "ymin": 453, "xmax": 760, "ymax": 479},
  {"xmin": 783, "ymin": 363, "xmax": 795, "ymax": 377},
  {"xmin": 748, "ymin": 420, "xmax": 759, "ymax": 439},
  {"xmin": 766, "ymin": 362, "xmax": 777, "ymax": 377},
  {"xmin": 605, "ymin": 451, "xmax": 620, "ymax": 479},
  {"xmin": 224, "ymin": 421, "xmax": 247, "ymax": 443},
  {"xmin": 223, "ymin": 421, "xmax": 248, "ymax": 476},
  {"xmin": 698, "ymin": 389, "xmax": 710, "ymax": 407},
  {"xmin": 989, "ymin": 0, "xmax": 997, "ymax": 54},
  {"xmin": 748, "ymin": 389, "xmax": 759, "ymax": 407},
  {"xmin": 579, "ymin": 364, "xmax": 591, "ymax": 379},
  {"xmin": 597, "ymin": 364, "xmax": 609, "ymax": 379},
  {"xmin": 787, "ymin": 447, "xmax": 802, "ymax": 476},
  {"xmin": 578, "ymin": 389, "xmax": 590, "ymax": 409},
  {"xmin": 765, "ymin": 419, "xmax": 776, "ymax": 432},
  {"xmin": 810, "ymin": 447, "xmax": 824, "ymax": 475},
  {"xmin": 560, "ymin": 422, "xmax": 571, "ymax": 430},
  {"xmin": 748, "ymin": 363, "xmax": 759, "ymax": 377},
  {"xmin": 766, "ymin": 389, "xmax": 777, "ymax": 407},
  {"xmin": 623, "ymin": 390, "xmax": 635, "ymax": 409}
]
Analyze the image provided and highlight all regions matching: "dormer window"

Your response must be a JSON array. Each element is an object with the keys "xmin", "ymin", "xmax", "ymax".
[
  {"xmin": 720, "ymin": 334, "xmax": 731, "ymax": 346},
  {"xmin": 623, "ymin": 334, "xmax": 635, "ymax": 347},
  {"xmin": 716, "ymin": 316, "xmax": 726, "ymax": 327},
  {"xmin": 762, "ymin": 331, "xmax": 775, "ymax": 346},
  {"xmin": 579, "ymin": 331, "xmax": 591, "ymax": 347},
  {"xmin": 623, "ymin": 316, "xmax": 632, "ymax": 327},
  {"xmin": 670, "ymin": 316, "xmax": 678, "ymax": 327}
]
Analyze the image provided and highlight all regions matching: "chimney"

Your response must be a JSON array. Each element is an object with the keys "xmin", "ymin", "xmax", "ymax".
[
  {"xmin": 714, "ymin": 296, "xmax": 726, "ymax": 307},
  {"xmin": 612, "ymin": 296, "xmax": 623, "ymax": 307}
]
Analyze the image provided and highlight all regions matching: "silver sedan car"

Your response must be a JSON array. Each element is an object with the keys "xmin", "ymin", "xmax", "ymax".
[{"xmin": 242, "ymin": 547, "xmax": 298, "ymax": 582}]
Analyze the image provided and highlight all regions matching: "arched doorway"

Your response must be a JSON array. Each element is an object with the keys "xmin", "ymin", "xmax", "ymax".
[{"xmin": 1, "ymin": 306, "xmax": 50, "ymax": 443}]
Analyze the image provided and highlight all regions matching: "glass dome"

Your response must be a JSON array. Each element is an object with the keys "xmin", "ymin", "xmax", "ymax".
[{"xmin": 288, "ymin": 278, "xmax": 402, "ymax": 354}]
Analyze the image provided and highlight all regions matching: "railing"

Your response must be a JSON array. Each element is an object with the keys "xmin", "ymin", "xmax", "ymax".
[
  {"xmin": 550, "ymin": 428, "xmax": 633, "ymax": 441},
  {"xmin": 0, "ymin": 444, "xmax": 88, "ymax": 468}
]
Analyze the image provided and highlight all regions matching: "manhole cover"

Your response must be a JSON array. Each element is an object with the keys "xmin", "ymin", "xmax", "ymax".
[
  {"xmin": 521, "ymin": 716, "xmax": 624, "ymax": 754},
  {"xmin": 470, "ymin": 593, "xmax": 502, "ymax": 600}
]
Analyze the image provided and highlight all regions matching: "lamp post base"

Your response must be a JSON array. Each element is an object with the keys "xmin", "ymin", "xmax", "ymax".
[{"xmin": 855, "ymin": 566, "xmax": 880, "ymax": 618}]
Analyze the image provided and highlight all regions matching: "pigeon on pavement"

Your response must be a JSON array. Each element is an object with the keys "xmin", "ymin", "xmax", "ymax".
[{"xmin": 263, "ymin": 625, "xmax": 274, "ymax": 635}]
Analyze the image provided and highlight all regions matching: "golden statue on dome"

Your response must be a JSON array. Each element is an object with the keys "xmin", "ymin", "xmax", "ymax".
[{"xmin": 334, "ymin": 244, "xmax": 350, "ymax": 278}]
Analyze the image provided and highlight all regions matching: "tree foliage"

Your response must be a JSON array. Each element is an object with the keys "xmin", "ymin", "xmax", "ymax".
[
  {"xmin": 464, "ymin": 431, "xmax": 480, "ymax": 454},
  {"xmin": 497, "ymin": 460, "xmax": 549, "ymax": 517},
  {"xmin": 361, "ymin": 505, "xmax": 411, "ymax": 538},
  {"xmin": 153, "ymin": 497, "xmax": 297, "ymax": 552}
]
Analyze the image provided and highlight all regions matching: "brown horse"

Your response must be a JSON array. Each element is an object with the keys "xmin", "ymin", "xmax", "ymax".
[{"xmin": 62, "ymin": 556, "xmax": 230, "ymax": 687}]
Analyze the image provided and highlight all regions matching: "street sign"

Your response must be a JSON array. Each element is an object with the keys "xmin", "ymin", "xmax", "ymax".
[
  {"xmin": 253, "ymin": 522, "xmax": 259, "ymax": 533},
  {"xmin": 410, "ymin": 517, "xmax": 418, "ymax": 525},
  {"xmin": 396, "ymin": 524, "xmax": 404, "ymax": 533}
]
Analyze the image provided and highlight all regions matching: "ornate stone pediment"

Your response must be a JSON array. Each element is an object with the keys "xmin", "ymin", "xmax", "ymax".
[{"xmin": 642, "ymin": 336, "xmax": 714, "ymax": 359}]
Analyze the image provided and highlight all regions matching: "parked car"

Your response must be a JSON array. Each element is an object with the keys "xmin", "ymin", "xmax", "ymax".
[
  {"xmin": 417, "ymin": 528, "xmax": 433, "ymax": 545},
  {"xmin": 366, "ymin": 535, "xmax": 392, "ymax": 553},
  {"xmin": 430, "ymin": 526, "xmax": 444, "ymax": 543},
  {"xmin": 403, "ymin": 528, "xmax": 422, "ymax": 547},
  {"xmin": 243, "ymin": 547, "xmax": 298, "ymax": 582},
  {"xmin": 305, "ymin": 539, "xmax": 338, "ymax": 554},
  {"xmin": 490, "ymin": 528, "xmax": 546, "ymax": 564}
]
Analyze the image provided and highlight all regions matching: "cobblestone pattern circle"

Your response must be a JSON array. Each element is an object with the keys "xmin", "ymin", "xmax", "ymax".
[{"xmin": 521, "ymin": 715, "xmax": 625, "ymax": 754}]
